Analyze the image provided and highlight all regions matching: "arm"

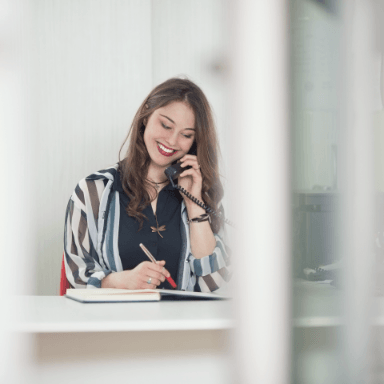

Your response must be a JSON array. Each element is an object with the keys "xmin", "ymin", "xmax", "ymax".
[
  {"xmin": 64, "ymin": 180, "xmax": 170, "ymax": 290},
  {"xmin": 187, "ymin": 204, "xmax": 232, "ymax": 292},
  {"xmin": 184, "ymin": 199, "xmax": 216, "ymax": 258},
  {"xmin": 64, "ymin": 189, "xmax": 112, "ymax": 289},
  {"xmin": 178, "ymin": 154, "xmax": 216, "ymax": 258},
  {"xmin": 178, "ymin": 155, "xmax": 232, "ymax": 292}
]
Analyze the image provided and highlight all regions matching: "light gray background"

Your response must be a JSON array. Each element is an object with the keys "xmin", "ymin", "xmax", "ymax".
[{"xmin": 25, "ymin": 0, "xmax": 230, "ymax": 295}]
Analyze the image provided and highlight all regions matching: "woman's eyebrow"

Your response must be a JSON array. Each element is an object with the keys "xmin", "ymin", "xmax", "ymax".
[{"xmin": 160, "ymin": 114, "xmax": 195, "ymax": 130}]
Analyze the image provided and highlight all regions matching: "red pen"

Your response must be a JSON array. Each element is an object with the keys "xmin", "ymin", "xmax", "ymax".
[{"xmin": 139, "ymin": 243, "xmax": 177, "ymax": 289}]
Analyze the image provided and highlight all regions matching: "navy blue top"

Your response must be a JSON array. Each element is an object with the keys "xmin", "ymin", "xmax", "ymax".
[{"xmin": 112, "ymin": 169, "xmax": 183, "ymax": 289}]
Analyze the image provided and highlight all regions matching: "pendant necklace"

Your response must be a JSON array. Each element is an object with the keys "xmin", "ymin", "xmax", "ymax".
[
  {"xmin": 148, "ymin": 178, "xmax": 168, "ymax": 238},
  {"xmin": 151, "ymin": 212, "xmax": 166, "ymax": 238},
  {"xmin": 147, "ymin": 177, "xmax": 168, "ymax": 191}
]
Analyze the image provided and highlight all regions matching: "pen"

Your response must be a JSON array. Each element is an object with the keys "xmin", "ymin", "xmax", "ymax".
[{"xmin": 139, "ymin": 243, "xmax": 177, "ymax": 289}]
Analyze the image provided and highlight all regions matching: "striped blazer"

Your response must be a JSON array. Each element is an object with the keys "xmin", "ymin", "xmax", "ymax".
[{"xmin": 63, "ymin": 164, "xmax": 231, "ymax": 292}]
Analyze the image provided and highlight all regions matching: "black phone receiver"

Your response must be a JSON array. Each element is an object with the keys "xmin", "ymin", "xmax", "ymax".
[
  {"xmin": 164, "ymin": 163, "xmax": 192, "ymax": 187},
  {"xmin": 164, "ymin": 141, "xmax": 196, "ymax": 186},
  {"xmin": 188, "ymin": 142, "xmax": 197, "ymax": 156},
  {"xmin": 164, "ymin": 163, "xmax": 234, "ymax": 227}
]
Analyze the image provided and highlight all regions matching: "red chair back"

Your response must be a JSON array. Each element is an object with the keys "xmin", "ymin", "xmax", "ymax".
[{"xmin": 60, "ymin": 253, "xmax": 71, "ymax": 296}]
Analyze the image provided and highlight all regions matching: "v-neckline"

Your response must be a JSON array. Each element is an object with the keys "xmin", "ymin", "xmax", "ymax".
[{"xmin": 151, "ymin": 198, "xmax": 158, "ymax": 216}]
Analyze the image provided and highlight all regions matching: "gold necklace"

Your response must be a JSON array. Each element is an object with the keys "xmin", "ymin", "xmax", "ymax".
[
  {"xmin": 147, "ymin": 178, "xmax": 167, "ymax": 237},
  {"xmin": 147, "ymin": 177, "xmax": 168, "ymax": 189},
  {"xmin": 151, "ymin": 212, "xmax": 166, "ymax": 238}
]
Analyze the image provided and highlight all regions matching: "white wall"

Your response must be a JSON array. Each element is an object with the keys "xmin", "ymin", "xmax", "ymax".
[
  {"xmin": 25, "ymin": 0, "xmax": 228, "ymax": 295},
  {"xmin": 151, "ymin": 0, "xmax": 229, "ymax": 182},
  {"xmin": 28, "ymin": 0, "xmax": 152, "ymax": 295}
]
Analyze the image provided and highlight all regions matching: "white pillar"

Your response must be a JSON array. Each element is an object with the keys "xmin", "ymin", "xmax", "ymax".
[
  {"xmin": 229, "ymin": 1, "xmax": 291, "ymax": 383},
  {"xmin": 340, "ymin": 0, "xmax": 376, "ymax": 382},
  {"xmin": 0, "ymin": 0, "xmax": 35, "ymax": 382}
]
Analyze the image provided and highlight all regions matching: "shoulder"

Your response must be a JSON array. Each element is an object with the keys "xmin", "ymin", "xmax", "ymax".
[
  {"xmin": 84, "ymin": 163, "xmax": 119, "ymax": 182},
  {"xmin": 71, "ymin": 164, "xmax": 119, "ymax": 209}
]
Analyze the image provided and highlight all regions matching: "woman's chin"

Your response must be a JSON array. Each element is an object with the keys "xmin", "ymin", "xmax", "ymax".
[
  {"xmin": 149, "ymin": 153, "xmax": 182, "ymax": 169},
  {"xmin": 149, "ymin": 159, "xmax": 172, "ymax": 171}
]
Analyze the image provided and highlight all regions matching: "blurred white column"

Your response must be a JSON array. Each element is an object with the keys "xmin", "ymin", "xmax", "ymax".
[
  {"xmin": 229, "ymin": 1, "xmax": 291, "ymax": 384},
  {"xmin": 0, "ymin": 0, "xmax": 35, "ymax": 382},
  {"xmin": 340, "ymin": 0, "xmax": 376, "ymax": 383}
]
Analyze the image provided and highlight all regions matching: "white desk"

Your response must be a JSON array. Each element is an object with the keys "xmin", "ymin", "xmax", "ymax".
[
  {"xmin": 13, "ymin": 282, "xmax": 342, "ymax": 335},
  {"xmin": 15, "ymin": 283, "xmax": 384, "ymax": 384},
  {"xmin": 12, "ymin": 297, "xmax": 235, "ymax": 384},
  {"xmin": 14, "ymin": 296, "xmax": 234, "ymax": 333}
]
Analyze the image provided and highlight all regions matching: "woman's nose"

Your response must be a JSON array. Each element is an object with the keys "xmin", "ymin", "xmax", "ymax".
[{"xmin": 165, "ymin": 131, "xmax": 178, "ymax": 147}]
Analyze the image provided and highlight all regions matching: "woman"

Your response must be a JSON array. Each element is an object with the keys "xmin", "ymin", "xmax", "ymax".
[{"xmin": 64, "ymin": 78, "xmax": 231, "ymax": 292}]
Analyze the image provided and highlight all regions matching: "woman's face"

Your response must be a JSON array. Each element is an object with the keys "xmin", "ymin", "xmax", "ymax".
[{"xmin": 143, "ymin": 101, "xmax": 196, "ymax": 170}]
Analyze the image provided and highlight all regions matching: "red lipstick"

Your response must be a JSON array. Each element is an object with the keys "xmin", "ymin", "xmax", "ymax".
[{"xmin": 157, "ymin": 143, "xmax": 177, "ymax": 157}]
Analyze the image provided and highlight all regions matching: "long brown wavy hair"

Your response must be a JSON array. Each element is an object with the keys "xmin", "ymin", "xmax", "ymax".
[{"xmin": 118, "ymin": 77, "xmax": 224, "ymax": 233}]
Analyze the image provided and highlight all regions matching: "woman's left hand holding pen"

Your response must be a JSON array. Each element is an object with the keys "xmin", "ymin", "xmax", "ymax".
[{"xmin": 101, "ymin": 260, "xmax": 170, "ymax": 290}]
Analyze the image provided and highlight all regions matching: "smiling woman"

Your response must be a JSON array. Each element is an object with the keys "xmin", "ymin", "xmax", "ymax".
[
  {"xmin": 63, "ymin": 78, "xmax": 231, "ymax": 293},
  {"xmin": 144, "ymin": 102, "xmax": 195, "ymax": 164}
]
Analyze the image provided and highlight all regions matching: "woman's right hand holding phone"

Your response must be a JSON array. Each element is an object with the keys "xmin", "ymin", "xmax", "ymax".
[{"xmin": 101, "ymin": 260, "xmax": 170, "ymax": 290}]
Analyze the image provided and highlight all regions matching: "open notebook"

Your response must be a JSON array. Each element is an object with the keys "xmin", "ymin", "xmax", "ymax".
[{"xmin": 65, "ymin": 288, "xmax": 229, "ymax": 303}]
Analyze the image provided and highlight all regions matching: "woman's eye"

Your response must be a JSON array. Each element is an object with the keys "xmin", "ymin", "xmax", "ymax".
[{"xmin": 161, "ymin": 121, "xmax": 193, "ymax": 138}]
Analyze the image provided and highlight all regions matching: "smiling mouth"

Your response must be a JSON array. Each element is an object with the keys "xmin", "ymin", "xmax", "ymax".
[{"xmin": 157, "ymin": 142, "xmax": 178, "ymax": 157}]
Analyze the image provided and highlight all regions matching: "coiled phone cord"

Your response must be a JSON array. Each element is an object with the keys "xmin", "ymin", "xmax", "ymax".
[{"xmin": 175, "ymin": 184, "xmax": 235, "ymax": 227}]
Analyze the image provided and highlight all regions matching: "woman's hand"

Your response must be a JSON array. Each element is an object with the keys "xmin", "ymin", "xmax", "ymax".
[
  {"xmin": 177, "ymin": 154, "xmax": 216, "ymax": 258},
  {"xmin": 101, "ymin": 260, "xmax": 170, "ymax": 290},
  {"xmin": 178, "ymin": 154, "xmax": 203, "ymax": 203}
]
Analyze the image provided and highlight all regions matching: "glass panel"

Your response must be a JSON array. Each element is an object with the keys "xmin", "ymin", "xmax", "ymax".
[{"xmin": 290, "ymin": 1, "xmax": 343, "ymax": 383}]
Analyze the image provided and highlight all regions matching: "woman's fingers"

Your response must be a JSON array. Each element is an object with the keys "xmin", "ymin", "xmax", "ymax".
[
  {"xmin": 144, "ymin": 276, "xmax": 161, "ymax": 287},
  {"xmin": 179, "ymin": 168, "xmax": 202, "ymax": 183},
  {"xmin": 127, "ymin": 261, "xmax": 171, "ymax": 290},
  {"xmin": 180, "ymin": 158, "xmax": 201, "ymax": 171},
  {"xmin": 144, "ymin": 283, "xmax": 157, "ymax": 289},
  {"xmin": 179, "ymin": 157, "xmax": 202, "ymax": 181},
  {"xmin": 180, "ymin": 154, "xmax": 197, "ymax": 162},
  {"xmin": 146, "ymin": 270, "xmax": 165, "ymax": 282},
  {"xmin": 162, "ymin": 267, "xmax": 171, "ymax": 278},
  {"xmin": 147, "ymin": 261, "xmax": 170, "ymax": 278}
]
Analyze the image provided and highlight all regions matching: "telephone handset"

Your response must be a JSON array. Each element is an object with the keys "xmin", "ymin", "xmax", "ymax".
[{"xmin": 164, "ymin": 163, "xmax": 234, "ymax": 227}]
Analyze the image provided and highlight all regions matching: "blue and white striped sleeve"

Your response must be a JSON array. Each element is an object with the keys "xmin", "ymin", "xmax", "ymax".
[
  {"xmin": 188, "ymin": 208, "xmax": 232, "ymax": 293},
  {"xmin": 63, "ymin": 179, "xmax": 112, "ymax": 289}
]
